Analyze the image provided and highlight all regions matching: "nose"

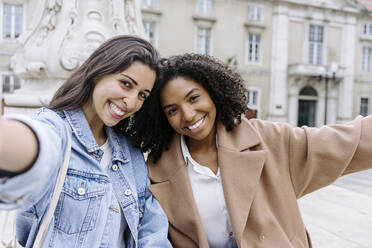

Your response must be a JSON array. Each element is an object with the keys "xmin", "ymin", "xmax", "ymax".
[
  {"xmin": 181, "ymin": 105, "xmax": 195, "ymax": 122},
  {"xmin": 122, "ymin": 93, "xmax": 137, "ymax": 112}
]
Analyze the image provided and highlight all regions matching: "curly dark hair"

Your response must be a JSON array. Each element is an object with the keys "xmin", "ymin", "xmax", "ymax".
[{"xmin": 130, "ymin": 53, "xmax": 249, "ymax": 163}]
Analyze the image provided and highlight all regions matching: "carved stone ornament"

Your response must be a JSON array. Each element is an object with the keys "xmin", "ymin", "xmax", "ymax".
[
  {"xmin": 5, "ymin": 0, "xmax": 144, "ymax": 111},
  {"xmin": 11, "ymin": 0, "xmax": 145, "ymax": 80}
]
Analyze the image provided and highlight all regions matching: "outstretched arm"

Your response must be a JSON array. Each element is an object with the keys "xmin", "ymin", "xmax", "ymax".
[
  {"xmin": 0, "ymin": 119, "xmax": 39, "ymax": 174},
  {"xmin": 287, "ymin": 115, "xmax": 372, "ymax": 197},
  {"xmin": 0, "ymin": 109, "xmax": 67, "ymax": 211}
]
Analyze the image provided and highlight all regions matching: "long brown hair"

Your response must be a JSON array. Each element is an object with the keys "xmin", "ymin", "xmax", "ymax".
[{"xmin": 48, "ymin": 35, "xmax": 160, "ymax": 111}]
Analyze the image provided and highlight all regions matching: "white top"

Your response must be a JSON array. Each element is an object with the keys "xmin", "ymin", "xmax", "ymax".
[
  {"xmin": 180, "ymin": 135, "xmax": 235, "ymax": 248},
  {"xmin": 100, "ymin": 140, "xmax": 112, "ymax": 171},
  {"xmin": 100, "ymin": 140, "xmax": 127, "ymax": 248}
]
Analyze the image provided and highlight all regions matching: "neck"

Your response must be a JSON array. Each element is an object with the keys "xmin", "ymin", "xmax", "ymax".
[
  {"xmin": 186, "ymin": 124, "xmax": 217, "ymax": 154},
  {"xmin": 185, "ymin": 123, "xmax": 218, "ymax": 174},
  {"xmin": 82, "ymin": 104, "xmax": 106, "ymax": 146}
]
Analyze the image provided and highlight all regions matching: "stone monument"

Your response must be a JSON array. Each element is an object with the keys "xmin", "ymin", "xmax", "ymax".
[{"xmin": 4, "ymin": 0, "xmax": 144, "ymax": 114}]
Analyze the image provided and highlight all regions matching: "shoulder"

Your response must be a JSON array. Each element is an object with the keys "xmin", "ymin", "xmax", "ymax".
[
  {"xmin": 227, "ymin": 118, "xmax": 295, "ymax": 151},
  {"xmin": 246, "ymin": 118, "xmax": 292, "ymax": 132},
  {"xmin": 125, "ymin": 137, "xmax": 149, "ymax": 191},
  {"xmin": 244, "ymin": 118, "xmax": 293, "ymax": 139},
  {"xmin": 116, "ymin": 130, "xmax": 148, "ymax": 174},
  {"xmin": 33, "ymin": 107, "xmax": 64, "ymax": 121},
  {"xmin": 5, "ymin": 108, "xmax": 68, "ymax": 140},
  {"xmin": 113, "ymin": 129, "xmax": 144, "ymax": 160},
  {"xmin": 33, "ymin": 108, "xmax": 67, "ymax": 136},
  {"xmin": 147, "ymin": 134, "xmax": 184, "ymax": 183}
]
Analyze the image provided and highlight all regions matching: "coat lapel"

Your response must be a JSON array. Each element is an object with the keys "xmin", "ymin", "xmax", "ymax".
[
  {"xmin": 148, "ymin": 135, "xmax": 208, "ymax": 247},
  {"xmin": 217, "ymin": 119, "xmax": 266, "ymax": 245}
]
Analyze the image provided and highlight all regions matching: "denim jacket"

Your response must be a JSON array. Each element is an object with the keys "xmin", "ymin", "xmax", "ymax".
[{"xmin": 0, "ymin": 108, "xmax": 172, "ymax": 248}]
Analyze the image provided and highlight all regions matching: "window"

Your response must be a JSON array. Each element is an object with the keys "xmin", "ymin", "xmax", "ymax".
[
  {"xmin": 246, "ymin": 89, "xmax": 260, "ymax": 109},
  {"xmin": 143, "ymin": 21, "xmax": 156, "ymax": 45},
  {"xmin": 248, "ymin": 5, "xmax": 262, "ymax": 22},
  {"xmin": 363, "ymin": 23, "xmax": 372, "ymax": 36},
  {"xmin": 141, "ymin": 0, "xmax": 156, "ymax": 8},
  {"xmin": 360, "ymin": 98, "xmax": 369, "ymax": 116},
  {"xmin": 362, "ymin": 47, "xmax": 372, "ymax": 72},
  {"xmin": 2, "ymin": 3, "xmax": 23, "ymax": 39},
  {"xmin": 308, "ymin": 25, "xmax": 323, "ymax": 65},
  {"xmin": 247, "ymin": 33, "xmax": 260, "ymax": 63},
  {"xmin": 197, "ymin": 0, "xmax": 212, "ymax": 14},
  {"xmin": 2, "ymin": 74, "xmax": 21, "ymax": 94},
  {"xmin": 196, "ymin": 27, "xmax": 211, "ymax": 55}
]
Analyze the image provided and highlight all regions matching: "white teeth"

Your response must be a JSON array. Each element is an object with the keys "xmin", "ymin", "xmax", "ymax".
[
  {"xmin": 188, "ymin": 117, "xmax": 204, "ymax": 130},
  {"xmin": 110, "ymin": 103, "xmax": 125, "ymax": 116}
]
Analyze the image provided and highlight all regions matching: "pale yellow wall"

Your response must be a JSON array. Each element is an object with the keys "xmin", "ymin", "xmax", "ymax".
[
  {"xmin": 353, "ymin": 15, "xmax": 372, "ymax": 116},
  {"xmin": 355, "ymin": 18, "xmax": 364, "ymax": 77},
  {"xmin": 212, "ymin": 0, "xmax": 247, "ymax": 63},
  {"xmin": 252, "ymin": 1, "xmax": 272, "ymax": 120},
  {"xmin": 354, "ymin": 80, "xmax": 372, "ymax": 116},
  {"xmin": 327, "ymin": 26, "xmax": 341, "ymax": 64},
  {"xmin": 231, "ymin": 1, "xmax": 273, "ymax": 119},
  {"xmin": 288, "ymin": 21, "xmax": 304, "ymax": 65},
  {"xmin": 354, "ymin": 18, "xmax": 372, "ymax": 77},
  {"xmin": 156, "ymin": 0, "xmax": 197, "ymax": 56},
  {"xmin": 242, "ymin": 70, "xmax": 271, "ymax": 118}
]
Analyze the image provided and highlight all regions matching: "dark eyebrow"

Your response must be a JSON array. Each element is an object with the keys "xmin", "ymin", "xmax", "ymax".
[
  {"xmin": 184, "ymin": 88, "xmax": 199, "ymax": 99},
  {"xmin": 163, "ymin": 104, "xmax": 175, "ymax": 110},
  {"xmin": 163, "ymin": 88, "xmax": 200, "ymax": 110},
  {"xmin": 121, "ymin": 74, "xmax": 151, "ymax": 94},
  {"xmin": 121, "ymin": 74, "xmax": 138, "ymax": 86}
]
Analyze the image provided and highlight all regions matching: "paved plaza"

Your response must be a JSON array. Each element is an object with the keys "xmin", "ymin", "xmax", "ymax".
[{"xmin": 299, "ymin": 169, "xmax": 372, "ymax": 248}]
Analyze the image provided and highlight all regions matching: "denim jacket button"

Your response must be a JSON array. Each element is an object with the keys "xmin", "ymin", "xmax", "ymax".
[
  {"xmin": 78, "ymin": 187, "xmax": 86, "ymax": 195},
  {"xmin": 112, "ymin": 164, "xmax": 118, "ymax": 171},
  {"xmin": 125, "ymin": 189, "xmax": 132, "ymax": 196}
]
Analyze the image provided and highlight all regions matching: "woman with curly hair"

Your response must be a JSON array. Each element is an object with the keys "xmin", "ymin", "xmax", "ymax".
[{"xmin": 134, "ymin": 53, "xmax": 372, "ymax": 248}]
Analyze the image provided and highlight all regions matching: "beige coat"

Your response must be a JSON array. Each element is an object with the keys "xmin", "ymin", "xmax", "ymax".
[{"xmin": 147, "ymin": 116, "xmax": 372, "ymax": 248}]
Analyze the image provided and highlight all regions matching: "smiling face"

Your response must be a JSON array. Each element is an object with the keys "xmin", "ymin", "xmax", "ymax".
[
  {"xmin": 84, "ymin": 61, "xmax": 156, "ymax": 128},
  {"xmin": 160, "ymin": 76, "xmax": 217, "ymax": 143}
]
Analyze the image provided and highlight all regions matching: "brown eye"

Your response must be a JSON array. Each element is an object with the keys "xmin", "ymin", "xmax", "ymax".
[
  {"xmin": 167, "ymin": 108, "xmax": 177, "ymax": 116},
  {"xmin": 138, "ymin": 92, "xmax": 148, "ymax": 101},
  {"xmin": 189, "ymin": 95, "xmax": 199, "ymax": 102},
  {"xmin": 120, "ymin": 80, "xmax": 131, "ymax": 88}
]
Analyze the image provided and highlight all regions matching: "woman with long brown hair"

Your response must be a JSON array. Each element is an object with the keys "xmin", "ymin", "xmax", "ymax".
[{"xmin": 0, "ymin": 35, "xmax": 171, "ymax": 248}]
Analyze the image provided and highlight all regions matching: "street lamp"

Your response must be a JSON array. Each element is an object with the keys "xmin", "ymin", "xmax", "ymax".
[{"xmin": 317, "ymin": 62, "xmax": 338, "ymax": 125}]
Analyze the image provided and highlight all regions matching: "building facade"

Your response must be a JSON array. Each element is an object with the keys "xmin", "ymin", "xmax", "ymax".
[
  {"xmin": 1, "ymin": 0, "xmax": 372, "ymax": 126},
  {"xmin": 141, "ymin": 0, "xmax": 372, "ymax": 126}
]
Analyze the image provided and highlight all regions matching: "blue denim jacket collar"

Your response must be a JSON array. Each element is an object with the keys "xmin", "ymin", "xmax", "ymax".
[
  {"xmin": 106, "ymin": 126, "xmax": 130, "ymax": 164},
  {"xmin": 64, "ymin": 108, "xmax": 129, "ymax": 164}
]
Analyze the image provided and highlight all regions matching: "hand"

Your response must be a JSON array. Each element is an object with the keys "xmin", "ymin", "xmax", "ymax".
[{"xmin": 0, "ymin": 119, "xmax": 38, "ymax": 173}]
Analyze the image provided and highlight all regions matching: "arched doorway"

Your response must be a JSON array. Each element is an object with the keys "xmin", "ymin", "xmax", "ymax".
[{"xmin": 298, "ymin": 86, "xmax": 318, "ymax": 127}]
